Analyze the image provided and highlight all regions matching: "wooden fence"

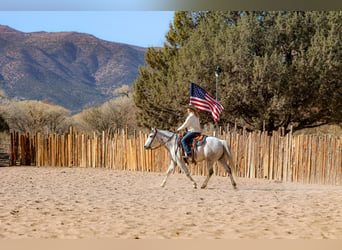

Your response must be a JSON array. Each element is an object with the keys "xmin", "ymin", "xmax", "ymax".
[
  {"xmin": 0, "ymin": 134, "xmax": 10, "ymax": 167},
  {"xmin": 8, "ymin": 127, "xmax": 342, "ymax": 185}
]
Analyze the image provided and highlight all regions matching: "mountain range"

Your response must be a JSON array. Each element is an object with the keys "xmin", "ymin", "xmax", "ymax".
[{"xmin": 0, "ymin": 25, "xmax": 146, "ymax": 113}]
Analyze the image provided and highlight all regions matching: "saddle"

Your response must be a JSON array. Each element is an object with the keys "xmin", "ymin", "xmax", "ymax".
[{"xmin": 177, "ymin": 132, "xmax": 207, "ymax": 164}]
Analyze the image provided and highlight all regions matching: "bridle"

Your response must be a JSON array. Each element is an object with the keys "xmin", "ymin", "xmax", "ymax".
[{"xmin": 148, "ymin": 129, "xmax": 175, "ymax": 150}]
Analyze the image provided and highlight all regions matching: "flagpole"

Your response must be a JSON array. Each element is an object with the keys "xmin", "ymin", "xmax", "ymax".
[{"xmin": 215, "ymin": 66, "xmax": 222, "ymax": 137}]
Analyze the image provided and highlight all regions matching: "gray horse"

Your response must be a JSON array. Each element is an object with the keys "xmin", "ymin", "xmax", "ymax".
[{"xmin": 144, "ymin": 128, "xmax": 237, "ymax": 189}]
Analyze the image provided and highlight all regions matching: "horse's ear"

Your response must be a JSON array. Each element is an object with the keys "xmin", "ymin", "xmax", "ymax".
[{"xmin": 151, "ymin": 127, "xmax": 155, "ymax": 132}]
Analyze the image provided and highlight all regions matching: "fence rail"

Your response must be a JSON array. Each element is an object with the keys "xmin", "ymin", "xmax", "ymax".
[{"xmin": 8, "ymin": 127, "xmax": 342, "ymax": 185}]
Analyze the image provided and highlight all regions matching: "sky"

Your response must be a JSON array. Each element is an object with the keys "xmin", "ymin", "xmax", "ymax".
[
  {"xmin": 0, "ymin": 0, "xmax": 334, "ymax": 47},
  {"xmin": 0, "ymin": 11, "xmax": 174, "ymax": 47},
  {"xmin": 0, "ymin": 0, "xmax": 330, "ymax": 11}
]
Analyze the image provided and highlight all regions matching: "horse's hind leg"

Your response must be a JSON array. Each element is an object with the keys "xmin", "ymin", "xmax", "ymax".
[
  {"xmin": 220, "ymin": 159, "xmax": 237, "ymax": 189},
  {"xmin": 201, "ymin": 161, "xmax": 214, "ymax": 189}
]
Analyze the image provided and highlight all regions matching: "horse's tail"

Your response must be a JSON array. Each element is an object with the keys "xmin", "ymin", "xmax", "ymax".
[{"xmin": 222, "ymin": 140, "xmax": 236, "ymax": 173}]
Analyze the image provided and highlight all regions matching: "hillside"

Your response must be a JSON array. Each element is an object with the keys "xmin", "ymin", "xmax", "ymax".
[{"xmin": 0, "ymin": 25, "xmax": 146, "ymax": 113}]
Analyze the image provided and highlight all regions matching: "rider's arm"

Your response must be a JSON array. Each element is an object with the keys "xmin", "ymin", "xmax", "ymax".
[{"xmin": 177, "ymin": 114, "xmax": 193, "ymax": 132}]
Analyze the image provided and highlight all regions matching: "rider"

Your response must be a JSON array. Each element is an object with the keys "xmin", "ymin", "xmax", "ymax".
[{"xmin": 177, "ymin": 104, "xmax": 201, "ymax": 160}]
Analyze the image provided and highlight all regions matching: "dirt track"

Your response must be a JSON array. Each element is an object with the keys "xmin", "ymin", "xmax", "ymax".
[{"xmin": 1, "ymin": 166, "xmax": 341, "ymax": 239}]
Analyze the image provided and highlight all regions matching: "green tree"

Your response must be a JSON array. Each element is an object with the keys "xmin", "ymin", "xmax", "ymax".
[
  {"xmin": 134, "ymin": 11, "xmax": 342, "ymax": 133},
  {"xmin": 133, "ymin": 11, "xmax": 205, "ymax": 130},
  {"xmin": 0, "ymin": 115, "xmax": 9, "ymax": 132}
]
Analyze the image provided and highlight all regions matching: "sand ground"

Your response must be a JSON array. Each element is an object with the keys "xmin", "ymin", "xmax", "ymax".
[{"xmin": 0, "ymin": 166, "xmax": 341, "ymax": 239}]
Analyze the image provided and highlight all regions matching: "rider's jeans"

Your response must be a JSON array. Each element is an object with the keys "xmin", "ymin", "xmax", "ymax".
[{"xmin": 181, "ymin": 132, "xmax": 200, "ymax": 156}]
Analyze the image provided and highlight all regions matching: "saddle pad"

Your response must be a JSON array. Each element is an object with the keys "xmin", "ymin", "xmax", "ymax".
[
  {"xmin": 195, "ymin": 135, "xmax": 207, "ymax": 146},
  {"xmin": 176, "ymin": 134, "xmax": 207, "ymax": 147}
]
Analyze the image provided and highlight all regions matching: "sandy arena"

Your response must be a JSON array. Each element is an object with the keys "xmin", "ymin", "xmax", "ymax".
[{"xmin": 0, "ymin": 166, "xmax": 341, "ymax": 239}]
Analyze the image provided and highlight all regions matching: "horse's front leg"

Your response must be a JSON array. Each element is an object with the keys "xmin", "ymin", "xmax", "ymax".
[
  {"xmin": 201, "ymin": 161, "xmax": 214, "ymax": 189},
  {"xmin": 177, "ymin": 160, "xmax": 197, "ymax": 189},
  {"xmin": 161, "ymin": 160, "xmax": 176, "ymax": 187}
]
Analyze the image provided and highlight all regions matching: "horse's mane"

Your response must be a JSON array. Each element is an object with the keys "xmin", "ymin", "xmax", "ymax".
[{"xmin": 157, "ymin": 129, "xmax": 175, "ymax": 138}]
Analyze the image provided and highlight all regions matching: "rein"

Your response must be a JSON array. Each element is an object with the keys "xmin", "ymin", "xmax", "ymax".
[{"xmin": 149, "ymin": 129, "xmax": 175, "ymax": 150}]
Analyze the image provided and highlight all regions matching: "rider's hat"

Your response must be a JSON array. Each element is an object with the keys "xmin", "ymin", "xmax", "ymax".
[{"xmin": 187, "ymin": 104, "xmax": 198, "ymax": 114}]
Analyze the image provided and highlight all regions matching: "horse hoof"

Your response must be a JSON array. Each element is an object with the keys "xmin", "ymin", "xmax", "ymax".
[
  {"xmin": 193, "ymin": 184, "xmax": 197, "ymax": 189},
  {"xmin": 201, "ymin": 185, "xmax": 207, "ymax": 189}
]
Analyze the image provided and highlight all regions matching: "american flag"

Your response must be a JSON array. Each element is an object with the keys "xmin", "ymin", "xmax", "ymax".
[{"xmin": 189, "ymin": 82, "xmax": 224, "ymax": 122}]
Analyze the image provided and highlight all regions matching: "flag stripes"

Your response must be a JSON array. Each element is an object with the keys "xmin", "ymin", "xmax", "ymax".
[{"xmin": 189, "ymin": 82, "xmax": 224, "ymax": 122}]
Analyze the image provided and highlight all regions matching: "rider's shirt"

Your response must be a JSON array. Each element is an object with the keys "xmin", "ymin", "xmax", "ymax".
[{"xmin": 177, "ymin": 112, "xmax": 201, "ymax": 133}]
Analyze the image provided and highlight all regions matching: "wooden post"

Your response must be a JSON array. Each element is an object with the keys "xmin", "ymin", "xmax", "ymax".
[{"xmin": 10, "ymin": 132, "xmax": 14, "ymax": 166}]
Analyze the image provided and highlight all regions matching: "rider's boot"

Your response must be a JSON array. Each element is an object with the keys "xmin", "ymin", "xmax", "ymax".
[{"xmin": 183, "ymin": 152, "xmax": 192, "ymax": 164}]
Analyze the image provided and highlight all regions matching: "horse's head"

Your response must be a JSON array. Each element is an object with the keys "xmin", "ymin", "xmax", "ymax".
[{"xmin": 144, "ymin": 128, "xmax": 158, "ymax": 149}]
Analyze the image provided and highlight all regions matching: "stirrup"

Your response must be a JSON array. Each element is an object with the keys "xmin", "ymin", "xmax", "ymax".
[
  {"xmin": 184, "ymin": 154, "xmax": 193, "ymax": 164},
  {"xmin": 182, "ymin": 155, "xmax": 189, "ymax": 164}
]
